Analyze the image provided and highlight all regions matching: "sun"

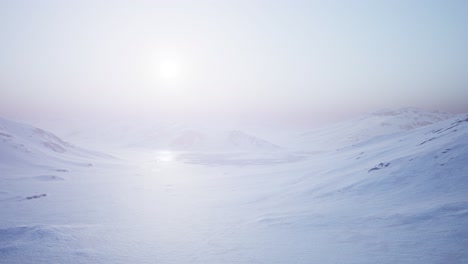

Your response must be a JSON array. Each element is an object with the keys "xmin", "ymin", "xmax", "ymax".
[
  {"xmin": 146, "ymin": 54, "xmax": 189, "ymax": 87},
  {"xmin": 157, "ymin": 151, "xmax": 174, "ymax": 162},
  {"xmin": 158, "ymin": 59, "xmax": 180, "ymax": 81}
]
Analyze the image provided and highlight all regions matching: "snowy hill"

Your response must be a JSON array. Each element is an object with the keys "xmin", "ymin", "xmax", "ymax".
[
  {"xmin": 274, "ymin": 113, "xmax": 468, "ymax": 210},
  {"xmin": 0, "ymin": 117, "xmax": 112, "ymax": 169},
  {"xmin": 297, "ymin": 107, "xmax": 455, "ymax": 151}
]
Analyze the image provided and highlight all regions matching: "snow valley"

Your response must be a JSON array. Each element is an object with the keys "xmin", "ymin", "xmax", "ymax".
[{"xmin": 1, "ymin": 108, "xmax": 467, "ymax": 264}]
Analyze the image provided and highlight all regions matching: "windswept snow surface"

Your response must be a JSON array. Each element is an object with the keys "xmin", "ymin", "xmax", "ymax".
[{"xmin": 1, "ymin": 112, "xmax": 468, "ymax": 263}]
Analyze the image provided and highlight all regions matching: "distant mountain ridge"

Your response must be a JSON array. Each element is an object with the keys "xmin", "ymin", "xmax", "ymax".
[
  {"xmin": 166, "ymin": 129, "xmax": 281, "ymax": 151},
  {"xmin": 297, "ymin": 108, "xmax": 457, "ymax": 151},
  {"xmin": 224, "ymin": 130, "xmax": 281, "ymax": 151},
  {"xmin": 364, "ymin": 107, "xmax": 454, "ymax": 129}
]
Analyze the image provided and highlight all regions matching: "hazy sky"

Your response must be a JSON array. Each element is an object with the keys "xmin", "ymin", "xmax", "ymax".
[{"xmin": 1, "ymin": 0, "xmax": 468, "ymax": 124}]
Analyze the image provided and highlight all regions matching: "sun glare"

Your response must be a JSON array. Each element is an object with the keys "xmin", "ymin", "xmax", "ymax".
[
  {"xmin": 157, "ymin": 151, "xmax": 174, "ymax": 162},
  {"xmin": 158, "ymin": 59, "xmax": 180, "ymax": 81}
]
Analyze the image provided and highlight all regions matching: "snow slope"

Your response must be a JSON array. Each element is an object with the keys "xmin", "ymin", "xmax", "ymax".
[
  {"xmin": 297, "ymin": 107, "xmax": 455, "ymax": 151},
  {"xmin": 0, "ymin": 117, "xmax": 112, "ymax": 170},
  {"xmin": 0, "ymin": 112, "xmax": 467, "ymax": 263}
]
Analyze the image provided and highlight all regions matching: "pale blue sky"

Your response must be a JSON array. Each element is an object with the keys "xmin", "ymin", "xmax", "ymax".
[{"xmin": 1, "ymin": 0, "xmax": 467, "ymax": 123}]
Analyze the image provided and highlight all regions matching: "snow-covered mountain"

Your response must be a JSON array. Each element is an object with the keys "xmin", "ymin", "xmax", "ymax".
[
  {"xmin": 0, "ymin": 117, "xmax": 112, "ymax": 169},
  {"xmin": 163, "ymin": 129, "xmax": 281, "ymax": 151},
  {"xmin": 34, "ymin": 118, "xmax": 283, "ymax": 152},
  {"xmin": 224, "ymin": 130, "xmax": 281, "ymax": 150},
  {"xmin": 169, "ymin": 130, "xmax": 205, "ymax": 150},
  {"xmin": 297, "ymin": 107, "xmax": 455, "ymax": 151}
]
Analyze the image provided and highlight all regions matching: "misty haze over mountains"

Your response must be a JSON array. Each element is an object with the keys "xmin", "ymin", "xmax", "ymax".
[
  {"xmin": 2, "ymin": 1, "xmax": 468, "ymax": 263},
  {"xmin": 18, "ymin": 107, "xmax": 457, "ymax": 151}
]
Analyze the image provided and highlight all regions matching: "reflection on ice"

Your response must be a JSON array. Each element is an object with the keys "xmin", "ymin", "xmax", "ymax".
[{"xmin": 176, "ymin": 151, "xmax": 312, "ymax": 166}]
